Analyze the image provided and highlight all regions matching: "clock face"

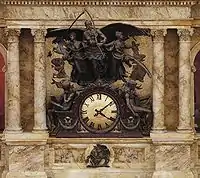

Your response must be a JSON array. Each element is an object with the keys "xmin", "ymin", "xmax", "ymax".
[{"xmin": 79, "ymin": 92, "xmax": 120, "ymax": 133}]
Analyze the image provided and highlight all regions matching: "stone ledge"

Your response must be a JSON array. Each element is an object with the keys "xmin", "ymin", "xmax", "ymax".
[
  {"xmin": 150, "ymin": 131, "xmax": 195, "ymax": 144},
  {"xmin": 2, "ymin": 171, "xmax": 47, "ymax": 178},
  {"xmin": 152, "ymin": 170, "xmax": 194, "ymax": 178},
  {"xmin": 50, "ymin": 168, "xmax": 154, "ymax": 178},
  {"xmin": 47, "ymin": 137, "xmax": 152, "ymax": 144},
  {"xmin": 2, "ymin": 132, "xmax": 49, "ymax": 145}
]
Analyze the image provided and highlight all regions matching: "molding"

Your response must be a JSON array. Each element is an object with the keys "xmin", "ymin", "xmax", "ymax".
[{"xmin": 0, "ymin": 0, "xmax": 197, "ymax": 6}]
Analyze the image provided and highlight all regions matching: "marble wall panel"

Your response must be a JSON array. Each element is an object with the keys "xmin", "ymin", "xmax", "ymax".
[
  {"xmin": 155, "ymin": 145, "xmax": 192, "ymax": 171},
  {"xmin": 49, "ymin": 144, "xmax": 86, "ymax": 168},
  {"xmin": 8, "ymin": 145, "xmax": 45, "ymax": 172},
  {"xmin": 112, "ymin": 147, "xmax": 145, "ymax": 168},
  {"xmin": 164, "ymin": 29, "xmax": 179, "ymax": 130},
  {"xmin": 5, "ymin": 6, "xmax": 190, "ymax": 21},
  {"xmin": 19, "ymin": 29, "xmax": 34, "ymax": 131},
  {"xmin": 112, "ymin": 144, "xmax": 154, "ymax": 169},
  {"xmin": 48, "ymin": 143, "xmax": 154, "ymax": 172},
  {"xmin": 54, "ymin": 147, "xmax": 85, "ymax": 164}
]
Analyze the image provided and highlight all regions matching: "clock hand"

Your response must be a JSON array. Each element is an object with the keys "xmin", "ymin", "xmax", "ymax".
[
  {"xmin": 98, "ymin": 112, "xmax": 115, "ymax": 122},
  {"xmin": 94, "ymin": 109, "xmax": 101, "ymax": 117},
  {"xmin": 99, "ymin": 101, "xmax": 113, "ymax": 112},
  {"xmin": 94, "ymin": 102, "xmax": 113, "ymax": 117}
]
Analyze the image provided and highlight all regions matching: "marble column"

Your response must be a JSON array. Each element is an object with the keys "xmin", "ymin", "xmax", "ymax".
[
  {"xmin": 151, "ymin": 29, "xmax": 167, "ymax": 133},
  {"xmin": 5, "ymin": 29, "xmax": 22, "ymax": 132},
  {"xmin": 31, "ymin": 29, "xmax": 47, "ymax": 132},
  {"xmin": 177, "ymin": 29, "xmax": 193, "ymax": 133}
]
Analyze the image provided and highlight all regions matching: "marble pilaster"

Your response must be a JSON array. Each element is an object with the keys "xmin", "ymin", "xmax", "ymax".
[
  {"xmin": 5, "ymin": 29, "xmax": 22, "ymax": 132},
  {"xmin": 177, "ymin": 28, "xmax": 194, "ymax": 133},
  {"xmin": 151, "ymin": 29, "xmax": 167, "ymax": 133},
  {"xmin": 31, "ymin": 29, "xmax": 48, "ymax": 132}
]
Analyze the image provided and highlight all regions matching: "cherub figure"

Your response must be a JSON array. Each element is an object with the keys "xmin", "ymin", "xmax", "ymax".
[
  {"xmin": 51, "ymin": 79, "xmax": 76, "ymax": 111},
  {"xmin": 131, "ymin": 40, "xmax": 146, "ymax": 61},
  {"xmin": 124, "ymin": 80, "xmax": 151, "ymax": 116},
  {"xmin": 51, "ymin": 58, "xmax": 67, "ymax": 78},
  {"xmin": 52, "ymin": 37, "xmax": 69, "ymax": 59}
]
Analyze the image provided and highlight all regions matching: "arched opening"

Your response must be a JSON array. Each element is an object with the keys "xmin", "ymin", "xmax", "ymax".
[{"xmin": 0, "ymin": 52, "xmax": 5, "ymax": 131}]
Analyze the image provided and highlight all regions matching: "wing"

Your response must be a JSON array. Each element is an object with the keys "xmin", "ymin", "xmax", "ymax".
[
  {"xmin": 46, "ymin": 28, "xmax": 84, "ymax": 41},
  {"xmin": 130, "ymin": 64, "xmax": 151, "ymax": 83},
  {"xmin": 100, "ymin": 23, "xmax": 151, "ymax": 43}
]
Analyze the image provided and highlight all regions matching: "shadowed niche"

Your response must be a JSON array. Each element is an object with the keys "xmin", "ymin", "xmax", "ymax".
[
  {"xmin": 194, "ymin": 51, "xmax": 200, "ymax": 130},
  {"xmin": 0, "ymin": 52, "xmax": 5, "ymax": 131}
]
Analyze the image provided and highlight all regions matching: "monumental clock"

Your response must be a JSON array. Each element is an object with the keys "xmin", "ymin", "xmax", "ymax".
[{"xmin": 46, "ymin": 10, "xmax": 153, "ymax": 138}]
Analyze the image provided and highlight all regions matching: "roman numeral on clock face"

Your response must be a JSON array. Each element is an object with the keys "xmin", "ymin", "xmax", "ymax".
[
  {"xmin": 108, "ymin": 117, "xmax": 115, "ymax": 122},
  {"xmin": 105, "ymin": 122, "xmax": 110, "ymax": 128},
  {"xmin": 89, "ymin": 96, "xmax": 94, "ymax": 102},
  {"xmin": 83, "ymin": 103, "xmax": 89, "ymax": 107},
  {"xmin": 83, "ymin": 117, "xmax": 89, "ymax": 123},
  {"xmin": 109, "ymin": 101, "xmax": 114, "ymax": 106},
  {"xmin": 97, "ymin": 124, "xmax": 102, "ymax": 130},
  {"xmin": 82, "ymin": 110, "xmax": 87, "ymax": 114},
  {"xmin": 89, "ymin": 122, "xmax": 95, "ymax": 128},
  {"xmin": 111, "ymin": 110, "xmax": 117, "ymax": 113},
  {"xmin": 96, "ymin": 93, "xmax": 101, "ymax": 100}
]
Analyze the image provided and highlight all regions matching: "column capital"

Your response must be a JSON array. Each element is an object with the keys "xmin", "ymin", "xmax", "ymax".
[
  {"xmin": 31, "ymin": 29, "xmax": 47, "ymax": 43},
  {"xmin": 151, "ymin": 29, "xmax": 167, "ymax": 42},
  {"xmin": 177, "ymin": 28, "xmax": 194, "ymax": 42},
  {"xmin": 5, "ymin": 28, "xmax": 21, "ymax": 43}
]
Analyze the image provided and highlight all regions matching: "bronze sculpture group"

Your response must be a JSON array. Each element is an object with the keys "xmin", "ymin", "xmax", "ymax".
[
  {"xmin": 50, "ymin": 19, "xmax": 150, "ymax": 84},
  {"xmin": 47, "ymin": 10, "xmax": 153, "ymax": 141}
]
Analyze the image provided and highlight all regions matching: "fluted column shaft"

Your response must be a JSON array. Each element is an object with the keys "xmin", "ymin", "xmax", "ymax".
[
  {"xmin": 177, "ymin": 29, "xmax": 193, "ymax": 132},
  {"xmin": 151, "ymin": 29, "xmax": 167, "ymax": 132},
  {"xmin": 6, "ymin": 29, "xmax": 22, "ymax": 132},
  {"xmin": 32, "ymin": 29, "xmax": 47, "ymax": 132}
]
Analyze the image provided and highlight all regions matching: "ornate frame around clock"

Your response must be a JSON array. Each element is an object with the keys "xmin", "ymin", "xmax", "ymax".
[{"xmin": 73, "ymin": 84, "xmax": 125, "ymax": 134}]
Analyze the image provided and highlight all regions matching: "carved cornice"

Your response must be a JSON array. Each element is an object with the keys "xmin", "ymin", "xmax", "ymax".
[{"xmin": 0, "ymin": 0, "xmax": 197, "ymax": 6}]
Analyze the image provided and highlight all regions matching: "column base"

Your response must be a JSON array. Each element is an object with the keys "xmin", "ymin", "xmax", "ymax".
[
  {"xmin": 152, "ymin": 170, "xmax": 194, "ymax": 178},
  {"xmin": 151, "ymin": 127, "xmax": 167, "ymax": 133},
  {"xmin": 2, "ymin": 171, "xmax": 47, "ymax": 178},
  {"xmin": 176, "ymin": 127, "xmax": 193, "ymax": 133},
  {"xmin": 4, "ymin": 128, "xmax": 23, "ymax": 134},
  {"xmin": 32, "ymin": 127, "xmax": 48, "ymax": 133},
  {"xmin": 32, "ymin": 128, "xmax": 48, "ymax": 135}
]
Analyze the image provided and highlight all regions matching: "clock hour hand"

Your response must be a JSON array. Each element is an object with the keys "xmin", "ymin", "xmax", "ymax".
[
  {"xmin": 94, "ymin": 109, "xmax": 108, "ymax": 117},
  {"xmin": 94, "ymin": 109, "xmax": 101, "ymax": 117}
]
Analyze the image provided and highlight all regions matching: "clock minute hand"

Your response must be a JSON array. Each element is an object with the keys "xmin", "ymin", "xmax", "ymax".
[
  {"xmin": 98, "ymin": 112, "xmax": 115, "ymax": 122},
  {"xmin": 99, "ymin": 101, "xmax": 113, "ymax": 112}
]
